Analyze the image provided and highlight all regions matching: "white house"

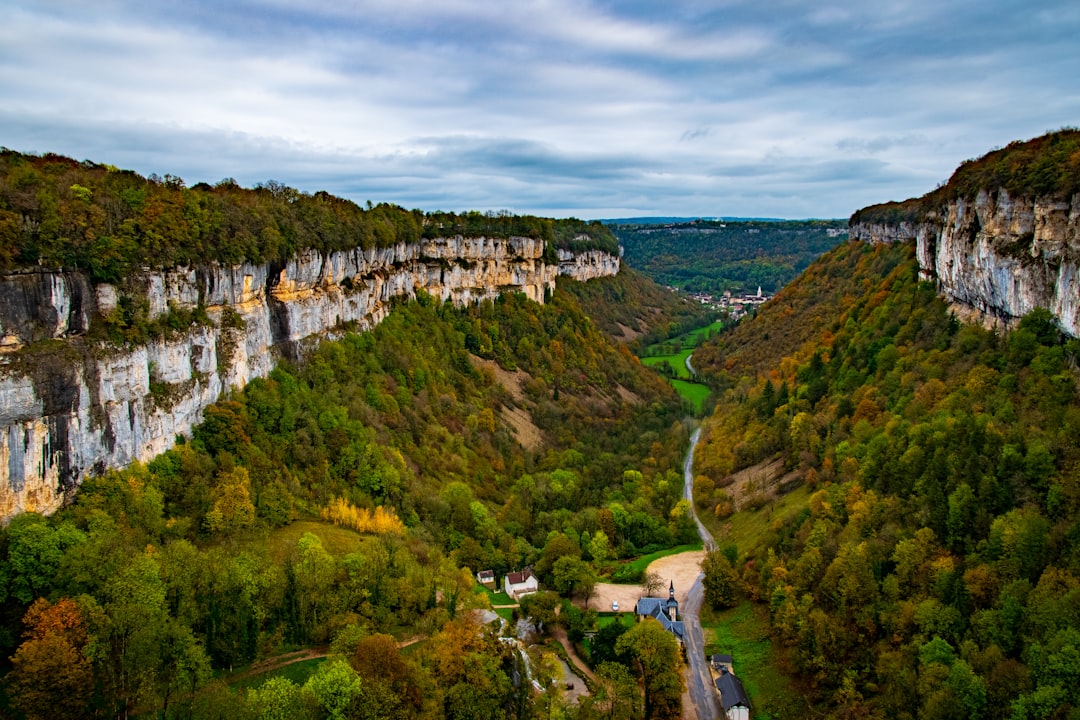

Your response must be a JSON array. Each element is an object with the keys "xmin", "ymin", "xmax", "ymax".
[{"xmin": 503, "ymin": 568, "xmax": 538, "ymax": 599}]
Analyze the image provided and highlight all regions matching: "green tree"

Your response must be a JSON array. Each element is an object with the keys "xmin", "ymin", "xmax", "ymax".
[
  {"xmin": 1, "ymin": 513, "xmax": 86, "ymax": 604},
  {"xmin": 305, "ymin": 659, "xmax": 364, "ymax": 720},
  {"xmin": 616, "ymin": 619, "xmax": 684, "ymax": 720},
  {"xmin": 702, "ymin": 550, "xmax": 739, "ymax": 609},
  {"xmin": 250, "ymin": 676, "xmax": 316, "ymax": 720}
]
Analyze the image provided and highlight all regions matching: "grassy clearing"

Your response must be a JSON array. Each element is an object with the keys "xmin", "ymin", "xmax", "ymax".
[
  {"xmin": 702, "ymin": 601, "xmax": 804, "ymax": 720},
  {"xmin": 702, "ymin": 483, "xmax": 812, "ymax": 558},
  {"xmin": 594, "ymin": 614, "xmax": 628, "ymax": 630},
  {"xmin": 641, "ymin": 350, "xmax": 694, "ymax": 380},
  {"xmin": 670, "ymin": 378, "xmax": 710, "ymax": 414},
  {"xmin": 612, "ymin": 542, "xmax": 703, "ymax": 583},
  {"xmin": 638, "ymin": 320, "xmax": 721, "ymax": 414},
  {"xmin": 400, "ymin": 639, "xmax": 428, "ymax": 657},
  {"xmin": 256, "ymin": 520, "xmax": 370, "ymax": 565},
  {"xmin": 483, "ymin": 588, "xmax": 514, "ymax": 605},
  {"xmin": 230, "ymin": 657, "xmax": 326, "ymax": 690}
]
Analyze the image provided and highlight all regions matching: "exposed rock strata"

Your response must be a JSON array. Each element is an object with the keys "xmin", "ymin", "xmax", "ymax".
[
  {"xmin": 0, "ymin": 236, "xmax": 619, "ymax": 519},
  {"xmin": 850, "ymin": 190, "xmax": 1080, "ymax": 337}
]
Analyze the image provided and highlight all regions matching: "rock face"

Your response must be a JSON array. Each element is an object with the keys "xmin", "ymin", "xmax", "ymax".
[
  {"xmin": 0, "ymin": 236, "xmax": 619, "ymax": 519},
  {"xmin": 850, "ymin": 190, "xmax": 1080, "ymax": 337}
]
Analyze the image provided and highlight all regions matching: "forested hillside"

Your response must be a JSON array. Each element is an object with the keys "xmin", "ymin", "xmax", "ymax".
[
  {"xmin": 0, "ymin": 284, "xmax": 692, "ymax": 719},
  {"xmin": 561, "ymin": 267, "xmax": 714, "ymax": 348},
  {"xmin": 611, "ymin": 219, "xmax": 846, "ymax": 295},
  {"xmin": 694, "ymin": 240, "xmax": 1080, "ymax": 719},
  {"xmin": 0, "ymin": 150, "xmax": 615, "ymax": 281}
]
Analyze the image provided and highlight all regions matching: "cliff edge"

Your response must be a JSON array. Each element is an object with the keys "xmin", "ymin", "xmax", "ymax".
[
  {"xmin": 0, "ymin": 237, "xmax": 619, "ymax": 519},
  {"xmin": 849, "ymin": 130, "xmax": 1080, "ymax": 336}
]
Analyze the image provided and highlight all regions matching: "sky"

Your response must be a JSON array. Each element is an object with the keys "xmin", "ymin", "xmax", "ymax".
[{"xmin": 2, "ymin": 1, "xmax": 1078, "ymax": 220}]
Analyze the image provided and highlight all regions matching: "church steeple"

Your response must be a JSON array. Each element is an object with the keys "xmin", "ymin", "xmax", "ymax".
[{"xmin": 666, "ymin": 580, "xmax": 678, "ymax": 621}]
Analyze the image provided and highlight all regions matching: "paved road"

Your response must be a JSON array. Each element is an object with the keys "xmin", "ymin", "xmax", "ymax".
[
  {"xmin": 680, "ymin": 427, "xmax": 723, "ymax": 720},
  {"xmin": 685, "ymin": 353, "xmax": 697, "ymax": 377}
]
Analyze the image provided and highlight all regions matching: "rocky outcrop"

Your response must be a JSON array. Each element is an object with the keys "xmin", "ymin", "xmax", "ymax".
[
  {"xmin": 0, "ymin": 236, "xmax": 619, "ymax": 519},
  {"xmin": 850, "ymin": 190, "xmax": 1080, "ymax": 337}
]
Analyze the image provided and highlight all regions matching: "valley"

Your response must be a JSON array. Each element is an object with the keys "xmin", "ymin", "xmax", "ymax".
[{"xmin": 0, "ymin": 130, "xmax": 1079, "ymax": 720}]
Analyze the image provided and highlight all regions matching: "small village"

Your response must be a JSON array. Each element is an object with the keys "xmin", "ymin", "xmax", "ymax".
[{"xmin": 682, "ymin": 286, "xmax": 772, "ymax": 321}]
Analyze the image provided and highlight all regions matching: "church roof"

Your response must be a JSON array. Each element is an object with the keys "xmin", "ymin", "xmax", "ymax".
[{"xmin": 634, "ymin": 598, "xmax": 684, "ymax": 640}]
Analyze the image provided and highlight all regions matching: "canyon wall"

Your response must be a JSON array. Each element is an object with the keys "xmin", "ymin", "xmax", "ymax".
[
  {"xmin": 850, "ymin": 190, "xmax": 1080, "ymax": 337},
  {"xmin": 0, "ymin": 236, "xmax": 619, "ymax": 519}
]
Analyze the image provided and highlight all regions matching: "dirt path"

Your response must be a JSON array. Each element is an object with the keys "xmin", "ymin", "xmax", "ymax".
[
  {"xmin": 551, "ymin": 626, "xmax": 598, "ymax": 685},
  {"xmin": 226, "ymin": 648, "xmax": 330, "ymax": 683}
]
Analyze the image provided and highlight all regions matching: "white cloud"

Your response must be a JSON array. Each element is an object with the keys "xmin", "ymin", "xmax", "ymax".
[{"xmin": 2, "ymin": 0, "xmax": 1079, "ymax": 219}]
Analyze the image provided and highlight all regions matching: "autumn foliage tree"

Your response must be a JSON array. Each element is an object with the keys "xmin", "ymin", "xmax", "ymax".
[{"xmin": 6, "ymin": 598, "xmax": 93, "ymax": 720}]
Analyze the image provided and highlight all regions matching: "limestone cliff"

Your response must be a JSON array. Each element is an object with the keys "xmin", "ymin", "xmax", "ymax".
[
  {"xmin": 0, "ymin": 236, "xmax": 619, "ymax": 519},
  {"xmin": 850, "ymin": 190, "xmax": 1080, "ymax": 337}
]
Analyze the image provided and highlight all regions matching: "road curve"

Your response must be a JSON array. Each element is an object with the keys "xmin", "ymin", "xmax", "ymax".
[
  {"xmin": 685, "ymin": 353, "xmax": 697, "ymax": 377},
  {"xmin": 680, "ymin": 427, "xmax": 723, "ymax": 720}
]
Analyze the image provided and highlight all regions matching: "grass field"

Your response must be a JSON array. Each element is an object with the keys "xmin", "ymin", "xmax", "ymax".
[
  {"xmin": 640, "ymin": 349, "xmax": 695, "ymax": 379},
  {"xmin": 256, "ymin": 519, "xmax": 371, "ymax": 565},
  {"xmin": 701, "ymin": 601, "xmax": 805, "ymax": 720},
  {"xmin": 230, "ymin": 657, "xmax": 326, "ymax": 690},
  {"xmin": 638, "ymin": 321, "xmax": 720, "ymax": 414},
  {"xmin": 670, "ymin": 378, "xmax": 710, "ymax": 414}
]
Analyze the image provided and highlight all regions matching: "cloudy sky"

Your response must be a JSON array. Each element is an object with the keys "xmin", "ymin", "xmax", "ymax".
[{"xmin": 3, "ymin": 1, "xmax": 1078, "ymax": 219}]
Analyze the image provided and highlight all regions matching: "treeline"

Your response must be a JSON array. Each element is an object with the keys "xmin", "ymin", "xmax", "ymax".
[
  {"xmin": 0, "ymin": 149, "xmax": 616, "ymax": 282},
  {"xmin": 612, "ymin": 219, "xmax": 845, "ymax": 295},
  {"xmin": 694, "ymin": 240, "xmax": 1080, "ymax": 719},
  {"xmin": 851, "ymin": 128, "xmax": 1080, "ymax": 226},
  {"xmin": 0, "ymin": 285, "xmax": 690, "ymax": 718}
]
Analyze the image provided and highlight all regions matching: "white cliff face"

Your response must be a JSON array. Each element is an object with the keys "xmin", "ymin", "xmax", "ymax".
[
  {"xmin": 850, "ymin": 191, "xmax": 1080, "ymax": 337},
  {"xmin": 0, "ymin": 236, "xmax": 619, "ymax": 519}
]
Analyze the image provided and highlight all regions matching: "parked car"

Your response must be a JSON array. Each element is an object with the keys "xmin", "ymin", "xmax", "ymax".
[{"xmin": 612, "ymin": 600, "xmax": 619, "ymax": 611}]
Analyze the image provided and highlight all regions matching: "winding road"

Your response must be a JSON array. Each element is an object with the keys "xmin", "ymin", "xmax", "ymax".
[{"xmin": 680, "ymin": 427, "xmax": 723, "ymax": 720}]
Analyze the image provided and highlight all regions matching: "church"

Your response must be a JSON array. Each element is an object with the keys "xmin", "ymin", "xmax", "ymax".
[{"xmin": 634, "ymin": 580, "xmax": 685, "ymax": 642}]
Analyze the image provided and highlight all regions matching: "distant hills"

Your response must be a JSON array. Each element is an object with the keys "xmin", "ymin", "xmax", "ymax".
[
  {"xmin": 600, "ymin": 216, "xmax": 840, "ymax": 224},
  {"xmin": 610, "ymin": 218, "xmax": 848, "ymax": 295}
]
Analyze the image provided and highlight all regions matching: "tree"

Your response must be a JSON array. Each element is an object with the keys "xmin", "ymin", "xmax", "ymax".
[
  {"xmin": 154, "ymin": 620, "xmax": 212, "ymax": 720},
  {"xmin": 616, "ymin": 619, "xmax": 684, "ymax": 720},
  {"xmin": 591, "ymin": 661, "xmax": 643, "ymax": 720},
  {"xmin": 519, "ymin": 591, "xmax": 560, "ymax": 632},
  {"xmin": 641, "ymin": 570, "xmax": 664, "ymax": 597},
  {"xmin": 248, "ymin": 676, "xmax": 316, "ymax": 720},
  {"xmin": 291, "ymin": 533, "xmax": 338, "ymax": 642},
  {"xmin": 6, "ymin": 598, "xmax": 94, "ymax": 720},
  {"xmin": 702, "ymin": 550, "xmax": 739, "ymax": 609},
  {"xmin": 590, "ymin": 615, "xmax": 631, "ymax": 667},
  {"xmin": 552, "ymin": 555, "xmax": 597, "ymax": 607},
  {"xmin": 204, "ymin": 466, "xmax": 257, "ymax": 535},
  {"xmin": 100, "ymin": 550, "xmax": 171, "ymax": 716},
  {"xmin": 349, "ymin": 633, "xmax": 426, "ymax": 716},
  {"xmin": 1, "ymin": 513, "xmax": 85, "ymax": 604},
  {"xmin": 588, "ymin": 530, "xmax": 611, "ymax": 568},
  {"xmin": 305, "ymin": 659, "xmax": 364, "ymax": 720}
]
